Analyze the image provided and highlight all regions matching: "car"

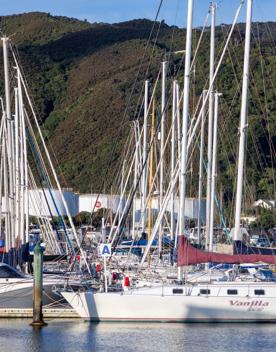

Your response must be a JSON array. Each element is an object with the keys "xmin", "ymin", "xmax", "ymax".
[
  {"xmin": 249, "ymin": 235, "xmax": 259, "ymax": 245},
  {"xmin": 255, "ymin": 238, "xmax": 270, "ymax": 247}
]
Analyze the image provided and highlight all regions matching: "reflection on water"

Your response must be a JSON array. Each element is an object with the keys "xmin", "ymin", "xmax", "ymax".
[{"xmin": 0, "ymin": 319, "xmax": 276, "ymax": 352}]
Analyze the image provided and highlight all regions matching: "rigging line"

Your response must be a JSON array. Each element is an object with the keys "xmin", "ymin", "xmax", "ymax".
[
  {"xmin": 216, "ymin": 48, "xmax": 262, "ymax": 206},
  {"xmin": 223, "ymin": 29, "xmax": 272, "ymax": 178},
  {"xmin": 254, "ymin": 0, "xmax": 276, "ymax": 55},
  {"xmin": 28, "ymin": 168, "xmax": 61, "ymax": 254},
  {"xmin": 17, "ymin": 68, "xmax": 89, "ymax": 269},
  {"xmin": 26, "ymin": 126, "xmax": 72, "ymax": 254},
  {"xmin": 133, "ymin": 0, "xmax": 193, "ymax": 122},
  {"xmin": 187, "ymin": 2, "xmax": 244, "ymax": 151},
  {"xmin": 86, "ymin": 0, "xmax": 165, "ymax": 212},
  {"xmin": 9, "ymin": 43, "xmax": 72, "ymax": 190},
  {"xmin": 10, "ymin": 48, "xmax": 65, "ymax": 196},
  {"xmin": 95, "ymin": 3, "xmax": 241, "ymax": 266},
  {"xmin": 114, "ymin": 125, "xmax": 137, "ymax": 190},
  {"xmin": 185, "ymin": 101, "xmax": 231, "ymax": 240},
  {"xmin": 111, "ymin": 98, "xmax": 171, "ymax": 258},
  {"xmin": 219, "ymin": 98, "xmax": 262, "ymax": 227},
  {"xmin": 211, "ymin": 18, "xmax": 272, "ymax": 187},
  {"xmin": 252, "ymin": 24, "xmax": 276, "ymax": 158},
  {"xmin": 235, "ymin": 24, "xmax": 276, "ymax": 164},
  {"xmin": 115, "ymin": 0, "xmax": 165, "ymax": 134},
  {"xmin": 139, "ymin": 3, "xmax": 245, "ymax": 262},
  {"xmin": 109, "ymin": 74, "xmax": 164, "ymax": 248},
  {"xmin": 70, "ymin": 2, "xmax": 167, "ymax": 273},
  {"xmin": 23, "ymin": 107, "xmax": 73, "ymax": 241},
  {"xmin": 256, "ymin": 22, "xmax": 276, "ymax": 200}
]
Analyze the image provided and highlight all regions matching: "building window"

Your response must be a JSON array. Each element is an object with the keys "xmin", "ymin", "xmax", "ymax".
[
  {"xmin": 254, "ymin": 289, "xmax": 265, "ymax": 296},
  {"xmin": 172, "ymin": 288, "xmax": 183, "ymax": 294},
  {"xmin": 227, "ymin": 289, "xmax": 238, "ymax": 295},
  {"xmin": 200, "ymin": 289, "xmax": 210, "ymax": 295}
]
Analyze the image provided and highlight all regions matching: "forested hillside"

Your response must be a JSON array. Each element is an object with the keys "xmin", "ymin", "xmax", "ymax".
[{"xmin": 0, "ymin": 12, "xmax": 274, "ymax": 213}]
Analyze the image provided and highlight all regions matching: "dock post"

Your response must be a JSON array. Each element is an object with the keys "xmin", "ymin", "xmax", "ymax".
[{"xmin": 31, "ymin": 243, "xmax": 47, "ymax": 327}]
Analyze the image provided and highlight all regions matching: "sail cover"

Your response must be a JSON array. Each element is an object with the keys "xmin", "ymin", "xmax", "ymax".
[{"xmin": 177, "ymin": 235, "xmax": 276, "ymax": 266}]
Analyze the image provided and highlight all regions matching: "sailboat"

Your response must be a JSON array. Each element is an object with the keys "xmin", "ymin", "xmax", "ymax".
[
  {"xmin": 61, "ymin": 0, "xmax": 276, "ymax": 322},
  {"xmin": 62, "ymin": 0, "xmax": 276, "ymax": 322}
]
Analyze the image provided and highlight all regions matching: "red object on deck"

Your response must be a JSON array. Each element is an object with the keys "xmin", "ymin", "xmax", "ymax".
[
  {"xmin": 123, "ymin": 276, "xmax": 130, "ymax": 287},
  {"xmin": 112, "ymin": 272, "xmax": 118, "ymax": 281},
  {"xmin": 177, "ymin": 235, "xmax": 276, "ymax": 266},
  {"xmin": 96, "ymin": 263, "xmax": 101, "ymax": 272}
]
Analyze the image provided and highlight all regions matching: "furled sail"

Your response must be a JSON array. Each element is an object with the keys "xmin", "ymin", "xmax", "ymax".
[{"xmin": 177, "ymin": 236, "xmax": 276, "ymax": 266}]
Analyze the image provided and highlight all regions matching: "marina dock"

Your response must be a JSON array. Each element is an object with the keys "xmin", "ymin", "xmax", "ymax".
[{"xmin": 0, "ymin": 308, "xmax": 79, "ymax": 318}]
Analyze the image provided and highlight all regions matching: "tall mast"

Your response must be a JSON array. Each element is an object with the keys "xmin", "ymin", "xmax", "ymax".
[
  {"xmin": 170, "ymin": 80, "xmax": 177, "ymax": 240},
  {"xmin": 206, "ymin": 2, "xmax": 216, "ymax": 249},
  {"xmin": 209, "ymin": 92, "xmax": 221, "ymax": 250},
  {"xmin": 132, "ymin": 122, "xmax": 139, "ymax": 239},
  {"xmin": 17, "ymin": 67, "xmax": 28, "ymax": 243},
  {"xmin": 159, "ymin": 60, "xmax": 167, "ymax": 256},
  {"xmin": 0, "ymin": 121, "xmax": 3, "ymax": 242},
  {"xmin": 141, "ymin": 80, "xmax": 149, "ymax": 232},
  {"xmin": 234, "ymin": 0, "xmax": 252, "ymax": 240},
  {"xmin": 176, "ymin": 83, "xmax": 181, "ymax": 165},
  {"xmin": 197, "ymin": 90, "xmax": 207, "ymax": 243},
  {"xmin": 147, "ymin": 99, "xmax": 155, "ymax": 255},
  {"xmin": 2, "ymin": 37, "xmax": 12, "ymax": 128},
  {"xmin": 14, "ymin": 88, "xmax": 20, "ymax": 243},
  {"xmin": 3, "ymin": 136, "xmax": 10, "ymax": 251},
  {"xmin": 179, "ymin": 0, "xmax": 194, "ymax": 237},
  {"xmin": 2, "ymin": 36, "xmax": 15, "ymax": 247}
]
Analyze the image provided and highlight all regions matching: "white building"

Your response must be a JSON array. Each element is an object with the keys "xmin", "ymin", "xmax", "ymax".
[
  {"xmin": 28, "ymin": 188, "xmax": 79, "ymax": 217},
  {"xmin": 253, "ymin": 199, "xmax": 276, "ymax": 210},
  {"xmin": 1, "ymin": 190, "xmax": 206, "ymax": 221},
  {"xmin": 133, "ymin": 197, "xmax": 206, "ymax": 223},
  {"xmin": 78, "ymin": 194, "xmax": 125, "ymax": 214}
]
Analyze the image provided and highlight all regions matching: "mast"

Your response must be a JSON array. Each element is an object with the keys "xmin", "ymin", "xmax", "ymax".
[
  {"xmin": 170, "ymin": 80, "xmax": 177, "ymax": 240},
  {"xmin": 132, "ymin": 122, "xmax": 139, "ymax": 239},
  {"xmin": 175, "ymin": 82, "xmax": 181, "ymax": 248},
  {"xmin": 147, "ymin": 99, "xmax": 155, "ymax": 258},
  {"xmin": 178, "ymin": 0, "xmax": 193, "ymax": 281},
  {"xmin": 14, "ymin": 88, "xmax": 20, "ymax": 243},
  {"xmin": 209, "ymin": 92, "xmax": 221, "ymax": 251},
  {"xmin": 3, "ymin": 136, "xmax": 10, "ymax": 251},
  {"xmin": 176, "ymin": 82, "xmax": 181, "ymax": 165},
  {"xmin": 141, "ymin": 80, "xmax": 149, "ymax": 232},
  {"xmin": 234, "ymin": 0, "xmax": 252, "ymax": 241},
  {"xmin": 0, "ymin": 120, "xmax": 3, "ymax": 241},
  {"xmin": 2, "ymin": 36, "xmax": 15, "ymax": 248},
  {"xmin": 17, "ymin": 68, "xmax": 28, "ymax": 243},
  {"xmin": 206, "ymin": 2, "xmax": 216, "ymax": 249},
  {"xmin": 159, "ymin": 60, "xmax": 167, "ymax": 256},
  {"xmin": 179, "ymin": 0, "xmax": 194, "ymax": 236},
  {"xmin": 197, "ymin": 90, "xmax": 207, "ymax": 243}
]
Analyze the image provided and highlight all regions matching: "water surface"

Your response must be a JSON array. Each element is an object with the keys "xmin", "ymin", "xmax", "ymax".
[{"xmin": 0, "ymin": 319, "xmax": 275, "ymax": 352}]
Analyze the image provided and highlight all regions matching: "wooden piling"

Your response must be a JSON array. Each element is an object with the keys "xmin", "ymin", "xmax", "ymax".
[{"xmin": 30, "ymin": 243, "xmax": 47, "ymax": 327}]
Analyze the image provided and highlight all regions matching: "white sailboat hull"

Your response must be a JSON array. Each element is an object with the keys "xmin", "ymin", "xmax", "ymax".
[
  {"xmin": 0, "ymin": 279, "xmax": 61, "ymax": 308},
  {"xmin": 0, "ymin": 276, "xmax": 83, "ymax": 309},
  {"xmin": 62, "ymin": 283, "xmax": 276, "ymax": 322}
]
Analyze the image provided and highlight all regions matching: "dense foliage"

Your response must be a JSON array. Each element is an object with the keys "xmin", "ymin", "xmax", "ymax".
[{"xmin": 0, "ymin": 13, "xmax": 274, "ymax": 219}]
